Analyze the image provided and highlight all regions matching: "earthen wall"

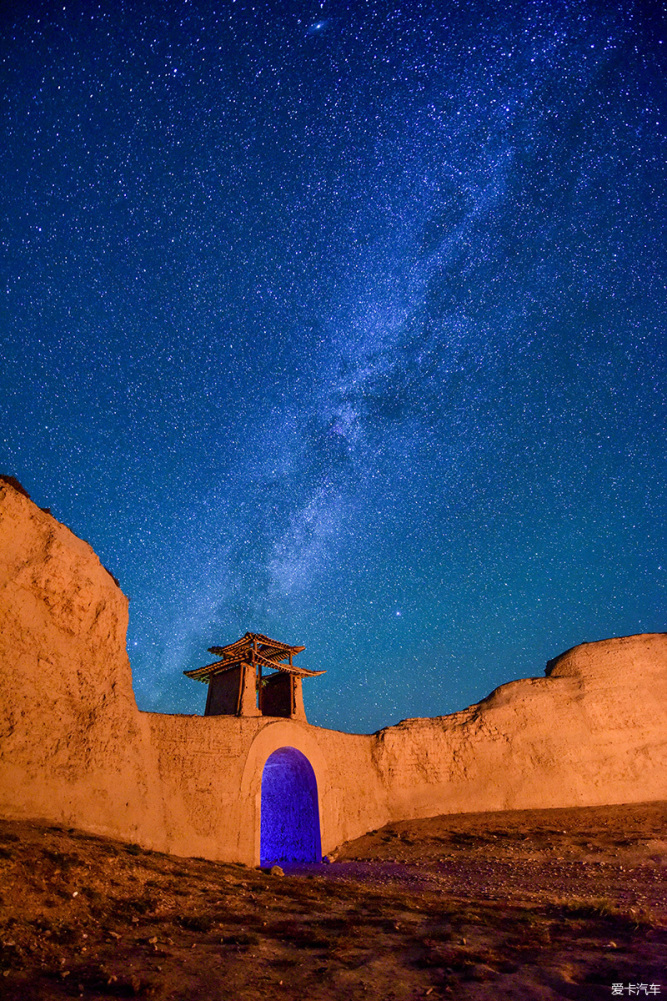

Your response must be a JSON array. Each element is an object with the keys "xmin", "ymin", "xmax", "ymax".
[{"xmin": 1, "ymin": 479, "xmax": 665, "ymax": 865}]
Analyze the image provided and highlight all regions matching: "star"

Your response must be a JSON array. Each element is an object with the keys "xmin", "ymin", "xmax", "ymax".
[{"xmin": 1, "ymin": 1, "xmax": 664, "ymax": 733}]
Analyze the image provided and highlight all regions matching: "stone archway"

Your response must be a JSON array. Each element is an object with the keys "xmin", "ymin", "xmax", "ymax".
[{"xmin": 260, "ymin": 747, "xmax": 321, "ymax": 865}]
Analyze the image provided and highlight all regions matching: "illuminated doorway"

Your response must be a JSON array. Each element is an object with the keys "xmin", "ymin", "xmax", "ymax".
[{"xmin": 260, "ymin": 747, "xmax": 321, "ymax": 865}]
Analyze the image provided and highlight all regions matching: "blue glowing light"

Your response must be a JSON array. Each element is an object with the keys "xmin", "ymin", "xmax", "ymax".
[{"xmin": 260, "ymin": 747, "xmax": 321, "ymax": 865}]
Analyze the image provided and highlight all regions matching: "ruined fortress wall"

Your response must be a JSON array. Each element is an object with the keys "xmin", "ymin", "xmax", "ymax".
[
  {"xmin": 367, "ymin": 631, "xmax": 667, "ymax": 824},
  {"xmin": 0, "ymin": 479, "xmax": 388, "ymax": 861},
  {"xmin": 143, "ymin": 713, "xmax": 386, "ymax": 863},
  {"xmin": 141, "ymin": 713, "xmax": 377, "ymax": 862},
  {"xmin": 1, "ymin": 478, "xmax": 666, "ymax": 866},
  {"xmin": 0, "ymin": 480, "xmax": 161, "ymax": 843}
]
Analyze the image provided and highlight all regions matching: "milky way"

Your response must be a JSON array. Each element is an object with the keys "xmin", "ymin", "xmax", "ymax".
[{"xmin": 1, "ymin": 1, "xmax": 665, "ymax": 732}]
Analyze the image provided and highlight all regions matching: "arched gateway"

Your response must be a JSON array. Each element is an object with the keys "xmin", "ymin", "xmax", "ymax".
[
  {"xmin": 184, "ymin": 631, "xmax": 327, "ymax": 864},
  {"xmin": 260, "ymin": 747, "xmax": 321, "ymax": 865}
]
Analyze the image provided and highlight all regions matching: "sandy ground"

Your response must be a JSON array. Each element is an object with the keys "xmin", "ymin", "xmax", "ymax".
[{"xmin": 0, "ymin": 801, "xmax": 664, "ymax": 1000}]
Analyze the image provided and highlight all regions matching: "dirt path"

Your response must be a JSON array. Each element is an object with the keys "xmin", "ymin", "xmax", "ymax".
[
  {"xmin": 0, "ymin": 801, "xmax": 664, "ymax": 1001},
  {"xmin": 328, "ymin": 800, "xmax": 667, "ymax": 914}
]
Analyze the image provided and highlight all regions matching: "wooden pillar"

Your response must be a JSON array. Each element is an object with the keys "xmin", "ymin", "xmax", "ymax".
[
  {"xmin": 291, "ymin": 675, "xmax": 307, "ymax": 723},
  {"xmin": 258, "ymin": 659, "xmax": 263, "ymax": 712},
  {"xmin": 237, "ymin": 662, "xmax": 261, "ymax": 717}
]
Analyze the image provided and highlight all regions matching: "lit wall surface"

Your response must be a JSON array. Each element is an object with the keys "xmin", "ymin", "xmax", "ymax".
[{"xmin": 260, "ymin": 747, "xmax": 321, "ymax": 865}]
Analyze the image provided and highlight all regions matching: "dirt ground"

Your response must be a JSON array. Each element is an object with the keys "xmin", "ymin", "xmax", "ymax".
[{"xmin": 0, "ymin": 801, "xmax": 664, "ymax": 1001}]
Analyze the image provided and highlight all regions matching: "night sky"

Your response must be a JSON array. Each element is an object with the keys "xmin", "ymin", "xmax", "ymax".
[{"xmin": 1, "ymin": 0, "xmax": 665, "ymax": 734}]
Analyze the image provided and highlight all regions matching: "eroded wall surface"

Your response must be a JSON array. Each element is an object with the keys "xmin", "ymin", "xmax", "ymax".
[
  {"xmin": 367, "ymin": 632, "xmax": 667, "ymax": 824},
  {"xmin": 0, "ymin": 479, "xmax": 161, "ymax": 843},
  {"xmin": 1, "ymin": 478, "xmax": 665, "ymax": 865}
]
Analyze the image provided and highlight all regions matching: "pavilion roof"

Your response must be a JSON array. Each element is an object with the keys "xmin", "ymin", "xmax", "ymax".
[
  {"xmin": 183, "ymin": 631, "xmax": 324, "ymax": 683},
  {"xmin": 208, "ymin": 631, "xmax": 304, "ymax": 661}
]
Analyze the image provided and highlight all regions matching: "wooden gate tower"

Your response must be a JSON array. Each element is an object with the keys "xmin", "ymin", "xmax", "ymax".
[{"xmin": 184, "ymin": 632, "xmax": 324, "ymax": 722}]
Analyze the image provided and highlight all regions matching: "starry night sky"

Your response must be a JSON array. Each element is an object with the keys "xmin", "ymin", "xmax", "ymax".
[{"xmin": 1, "ymin": 0, "xmax": 665, "ymax": 733}]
